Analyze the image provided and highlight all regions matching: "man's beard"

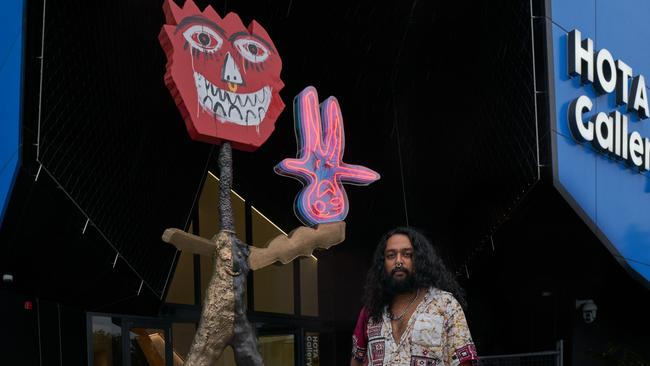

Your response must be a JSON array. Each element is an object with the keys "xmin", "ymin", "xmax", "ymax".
[{"xmin": 384, "ymin": 268, "xmax": 416, "ymax": 295}]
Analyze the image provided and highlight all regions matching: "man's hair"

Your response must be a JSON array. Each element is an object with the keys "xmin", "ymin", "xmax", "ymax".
[{"xmin": 362, "ymin": 226, "xmax": 466, "ymax": 322}]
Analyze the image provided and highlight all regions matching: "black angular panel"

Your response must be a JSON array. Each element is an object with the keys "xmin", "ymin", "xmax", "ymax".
[{"xmin": 33, "ymin": 0, "xmax": 212, "ymax": 297}]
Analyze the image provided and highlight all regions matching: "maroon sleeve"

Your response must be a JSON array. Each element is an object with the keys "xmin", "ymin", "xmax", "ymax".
[{"xmin": 351, "ymin": 307, "xmax": 369, "ymax": 362}]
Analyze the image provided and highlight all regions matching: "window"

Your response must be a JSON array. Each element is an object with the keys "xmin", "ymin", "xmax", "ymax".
[{"xmin": 91, "ymin": 316, "xmax": 122, "ymax": 366}]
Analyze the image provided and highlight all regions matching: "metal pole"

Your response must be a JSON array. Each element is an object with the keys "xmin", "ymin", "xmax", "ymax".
[{"xmin": 218, "ymin": 142, "xmax": 234, "ymax": 233}]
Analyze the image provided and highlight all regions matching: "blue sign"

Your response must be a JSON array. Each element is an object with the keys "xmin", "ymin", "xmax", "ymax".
[
  {"xmin": 0, "ymin": 0, "xmax": 25, "ymax": 227},
  {"xmin": 548, "ymin": 0, "xmax": 650, "ymax": 286}
]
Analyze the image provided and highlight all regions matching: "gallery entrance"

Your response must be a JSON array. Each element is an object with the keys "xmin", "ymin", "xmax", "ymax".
[
  {"xmin": 88, "ymin": 311, "xmax": 323, "ymax": 366},
  {"xmin": 88, "ymin": 313, "xmax": 178, "ymax": 366}
]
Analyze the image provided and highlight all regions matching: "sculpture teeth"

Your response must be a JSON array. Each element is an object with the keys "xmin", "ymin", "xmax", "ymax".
[{"xmin": 194, "ymin": 72, "xmax": 271, "ymax": 126}]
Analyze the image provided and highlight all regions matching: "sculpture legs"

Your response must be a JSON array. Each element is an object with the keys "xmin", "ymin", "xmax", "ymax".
[{"xmin": 230, "ymin": 318, "xmax": 264, "ymax": 366}]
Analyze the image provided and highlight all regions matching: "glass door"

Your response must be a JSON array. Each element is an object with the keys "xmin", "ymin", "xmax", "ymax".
[
  {"xmin": 259, "ymin": 333, "xmax": 295, "ymax": 365},
  {"xmin": 89, "ymin": 314, "xmax": 176, "ymax": 366},
  {"xmin": 123, "ymin": 319, "xmax": 174, "ymax": 366},
  {"xmin": 89, "ymin": 315, "xmax": 123, "ymax": 366}
]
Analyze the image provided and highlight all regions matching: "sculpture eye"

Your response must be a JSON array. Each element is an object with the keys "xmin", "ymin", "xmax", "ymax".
[
  {"xmin": 183, "ymin": 25, "xmax": 223, "ymax": 53},
  {"xmin": 233, "ymin": 38, "xmax": 269, "ymax": 63}
]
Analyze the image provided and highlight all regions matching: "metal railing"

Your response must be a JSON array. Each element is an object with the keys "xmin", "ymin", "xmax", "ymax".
[{"xmin": 478, "ymin": 340, "xmax": 563, "ymax": 366}]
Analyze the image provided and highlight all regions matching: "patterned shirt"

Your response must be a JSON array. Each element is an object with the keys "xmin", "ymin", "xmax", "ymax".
[{"xmin": 352, "ymin": 287, "xmax": 478, "ymax": 366}]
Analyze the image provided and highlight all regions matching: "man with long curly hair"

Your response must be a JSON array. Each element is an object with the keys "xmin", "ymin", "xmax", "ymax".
[{"xmin": 350, "ymin": 227, "xmax": 478, "ymax": 366}]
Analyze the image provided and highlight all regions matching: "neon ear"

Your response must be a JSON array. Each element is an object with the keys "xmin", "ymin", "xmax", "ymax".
[{"xmin": 275, "ymin": 86, "xmax": 380, "ymax": 226}]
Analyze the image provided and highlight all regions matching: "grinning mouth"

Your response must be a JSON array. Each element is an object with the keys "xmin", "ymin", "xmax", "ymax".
[{"xmin": 194, "ymin": 72, "xmax": 271, "ymax": 126}]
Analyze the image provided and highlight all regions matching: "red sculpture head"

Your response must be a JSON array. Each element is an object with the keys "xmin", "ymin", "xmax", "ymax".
[{"xmin": 159, "ymin": 0, "xmax": 285, "ymax": 151}]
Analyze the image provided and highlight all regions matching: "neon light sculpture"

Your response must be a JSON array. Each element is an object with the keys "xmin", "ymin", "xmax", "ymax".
[
  {"xmin": 159, "ymin": 0, "xmax": 285, "ymax": 151},
  {"xmin": 275, "ymin": 86, "xmax": 380, "ymax": 226}
]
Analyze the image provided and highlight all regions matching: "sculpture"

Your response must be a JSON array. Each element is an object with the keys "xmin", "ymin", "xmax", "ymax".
[{"xmin": 159, "ymin": 1, "xmax": 379, "ymax": 364}]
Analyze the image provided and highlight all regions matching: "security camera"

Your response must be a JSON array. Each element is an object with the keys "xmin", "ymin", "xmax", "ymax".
[{"xmin": 576, "ymin": 299, "xmax": 597, "ymax": 324}]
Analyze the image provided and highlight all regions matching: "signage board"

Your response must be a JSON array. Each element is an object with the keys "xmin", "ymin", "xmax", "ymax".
[
  {"xmin": 305, "ymin": 332, "xmax": 320, "ymax": 366},
  {"xmin": 547, "ymin": 0, "xmax": 650, "ymax": 286}
]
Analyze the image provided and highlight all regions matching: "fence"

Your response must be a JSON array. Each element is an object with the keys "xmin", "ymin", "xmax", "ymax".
[{"xmin": 478, "ymin": 340, "xmax": 563, "ymax": 366}]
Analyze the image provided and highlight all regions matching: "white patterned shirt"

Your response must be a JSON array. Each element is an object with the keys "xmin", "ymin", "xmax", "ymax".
[{"xmin": 362, "ymin": 287, "xmax": 478, "ymax": 366}]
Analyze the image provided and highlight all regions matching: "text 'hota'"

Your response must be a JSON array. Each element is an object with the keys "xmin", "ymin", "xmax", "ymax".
[{"xmin": 567, "ymin": 29, "xmax": 650, "ymax": 170}]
